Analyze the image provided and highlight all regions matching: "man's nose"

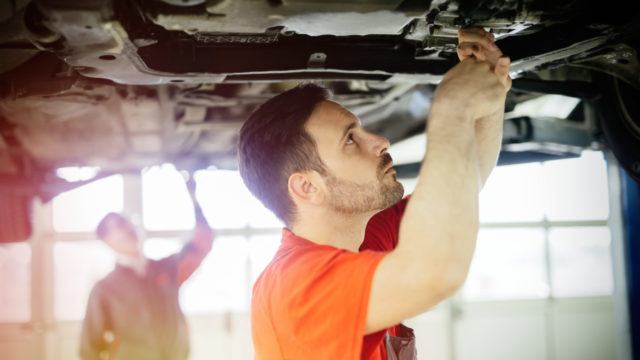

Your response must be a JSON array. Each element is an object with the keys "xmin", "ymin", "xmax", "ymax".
[{"xmin": 368, "ymin": 132, "xmax": 390, "ymax": 156}]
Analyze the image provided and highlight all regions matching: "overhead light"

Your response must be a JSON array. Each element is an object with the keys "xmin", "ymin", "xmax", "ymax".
[{"xmin": 56, "ymin": 167, "xmax": 100, "ymax": 182}]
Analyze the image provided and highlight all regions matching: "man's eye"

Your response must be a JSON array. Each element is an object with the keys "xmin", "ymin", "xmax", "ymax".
[{"xmin": 346, "ymin": 134, "xmax": 355, "ymax": 145}]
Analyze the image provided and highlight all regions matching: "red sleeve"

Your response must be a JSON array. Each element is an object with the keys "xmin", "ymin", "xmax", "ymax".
[
  {"xmin": 360, "ymin": 196, "xmax": 410, "ymax": 252},
  {"xmin": 265, "ymin": 248, "xmax": 387, "ymax": 359}
]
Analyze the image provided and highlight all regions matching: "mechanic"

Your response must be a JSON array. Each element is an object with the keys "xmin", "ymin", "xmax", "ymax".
[
  {"xmin": 79, "ymin": 174, "xmax": 213, "ymax": 360},
  {"xmin": 239, "ymin": 27, "xmax": 511, "ymax": 359}
]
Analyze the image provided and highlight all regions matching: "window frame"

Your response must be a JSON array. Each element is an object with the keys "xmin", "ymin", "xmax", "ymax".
[
  {"xmin": 460, "ymin": 151, "xmax": 614, "ymax": 302},
  {"xmin": 51, "ymin": 172, "xmax": 282, "ymax": 318}
]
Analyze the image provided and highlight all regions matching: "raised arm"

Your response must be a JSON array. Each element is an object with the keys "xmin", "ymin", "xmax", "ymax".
[
  {"xmin": 176, "ymin": 174, "xmax": 214, "ymax": 285},
  {"xmin": 457, "ymin": 27, "xmax": 512, "ymax": 187},
  {"xmin": 365, "ymin": 49, "xmax": 511, "ymax": 333}
]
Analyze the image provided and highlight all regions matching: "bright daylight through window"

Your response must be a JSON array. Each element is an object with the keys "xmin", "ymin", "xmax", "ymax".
[{"xmin": 51, "ymin": 150, "xmax": 614, "ymax": 320}]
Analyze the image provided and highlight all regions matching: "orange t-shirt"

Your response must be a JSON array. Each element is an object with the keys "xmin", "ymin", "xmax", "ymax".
[{"xmin": 252, "ymin": 198, "xmax": 409, "ymax": 360}]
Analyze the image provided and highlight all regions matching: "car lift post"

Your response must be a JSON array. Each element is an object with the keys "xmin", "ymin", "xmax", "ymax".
[{"xmin": 622, "ymin": 170, "xmax": 640, "ymax": 360}]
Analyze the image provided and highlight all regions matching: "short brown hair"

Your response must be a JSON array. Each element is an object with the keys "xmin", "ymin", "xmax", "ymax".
[{"xmin": 238, "ymin": 83, "xmax": 330, "ymax": 225}]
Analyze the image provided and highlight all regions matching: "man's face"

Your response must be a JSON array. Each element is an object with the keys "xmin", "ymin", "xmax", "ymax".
[
  {"xmin": 305, "ymin": 100, "xmax": 404, "ymax": 214},
  {"xmin": 103, "ymin": 214, "xmax": 141, "ymax": 257}
]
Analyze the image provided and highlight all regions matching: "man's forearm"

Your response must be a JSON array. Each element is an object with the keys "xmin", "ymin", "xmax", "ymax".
[
  {"xmin": 187, "ymin": 188, "xmax": 213, "ymax": 254},
  {"xmin": 190, "ymin": 199, "xmax": 213, "ymax": 249},
  {"xmin": 365, "ymin": 56, "xmax": 509, "ymax": 332},
  {"xmin": 475, "ymin": 110, "xmax": 504, "ymax": 187},
  {"xmin": 396, "ymin": 106, "xmax": 481, "ymax": 288},
  {"xmin": 176, "ymin": 195, "xmax": 213, "ymax": 284},
  {"xmin": 193, "ymin": 201, "xmax": 209, "ymax": 227},
  {"xmin": 187, "ymin": 184, "xmax": 211, "ymax": 229}
]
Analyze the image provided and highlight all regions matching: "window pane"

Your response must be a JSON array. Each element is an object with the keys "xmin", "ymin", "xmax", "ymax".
[
  {"xmin": 142, "ymin": 164, "xmax": 195, "ymax": 231},
  {"xmin": 53, "ymin": 175, "xmax": 124, "ymax": 232},
  {"xmin": 144, "ymin": 237, "xmax": 183, "ymax": 260},
  {"xmin": 196, "ymin": 170, "xmax": 282, "ymax": 229},
  {"xmin": 54, "ymin": 241, "xmax": 115, "ymax": 321},
  {"xmin": 180, "ymin": 236, "xmax": 249, "ymax": 314},
  {"xmin": 0, "ymin": 243, "xmax": 30, "ymax": 322},
  {"xmin": 142, "ymin": 167, "xmax": 282, "ymax": 230},
  {"xmin": 549, "ymin": 227, "xmax": 613, "ymax": 298},
  {"xmin": 543, "ymin": 151, "xmax": 609, "ymax": 221},
  {"xmin": 249, "ymin": 234, "xmax": 281, "ymax": 284},
  {"xmin": 479, "ymin": 163, "xmax": 545, "ymax": 223},
  {"xmin": 462, "ymin": 228, "xmax": 549, "ymax": 301}
]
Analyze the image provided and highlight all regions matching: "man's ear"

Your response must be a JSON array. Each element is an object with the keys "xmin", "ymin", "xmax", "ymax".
[{"xmin": 288, "ymin": 171, "xmax": 324, "ymax": 206}]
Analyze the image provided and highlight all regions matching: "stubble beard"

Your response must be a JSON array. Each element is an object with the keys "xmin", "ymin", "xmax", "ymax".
[{"xmin": 324, "ymin": 172, "xmax": 404, "ymax": 214}]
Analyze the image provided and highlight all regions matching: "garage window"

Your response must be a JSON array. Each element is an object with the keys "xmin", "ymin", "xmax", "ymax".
[
  {"xmin": 549, "ymin": 226, "xmax": 614, "ymax": 298},
  {"xmin": 139, "ymin": 165, "xmax": 282, "ymax": 314},
  {"xmin": 180, "ymin": 236, "xmax": 250, "ymax": 314},
  {"xmin": 51, "ymin": 150, "xmax": 614, "ymax": 317},
  {"xmin": 0, "ymin": 243, "xmax": 31, "ymax": 323},
  {"xmin": 142, "ymin": 165, "xmax": 195, "ymax": 231},
  {"xmin": 462, "ymin": 150, "xmax": 613, "ymax": 301},
  {"xmin": 462, "ymin": 228, "xmax": 549, "ymax": 301},
  {"xmin": 543, "ymin": 151, "xmax": 610, "ymax": 221},
  {"xmin": 479, "ymin": 163, "xmax": 545, "ymax": 223},
  {"xmin": 52, "ymin": 175, "xmax": 124, "ymax": 233},
  {"xmin": 142, "ymin": 164, "xmax": 282, "ymax": 230}
]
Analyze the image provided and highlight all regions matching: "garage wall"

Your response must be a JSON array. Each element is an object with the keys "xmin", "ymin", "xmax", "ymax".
[
  {"xmin": 452, "ymin": 298, "xmax": 616, "ymax": 360},
  {"xmin": 48, "ymin": 298, "xmax": 615, "ymax": 360}
]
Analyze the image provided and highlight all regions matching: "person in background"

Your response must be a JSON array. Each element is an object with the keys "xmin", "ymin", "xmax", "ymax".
[{"xmin": 80, "ymin": 174, "xmax": 213, "ymax": 360}]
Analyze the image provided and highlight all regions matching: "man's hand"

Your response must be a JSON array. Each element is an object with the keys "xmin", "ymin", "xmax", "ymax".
[
  {"xmin": 458, "ymin": 28, "xmax": 501, "ymax": 64},
  {"xmin": 457, "ymin": 27, "xmax": 511, "ymax": 82},
  {"xmin": 457, "ymin": 27, "xmax": 512, "ymax": 187},
  {"xmin": 429, "ymin": 28, "xmax": 510, "ymax": 123},
  {"xmin": 431, "ymin": 56, "xmax": 510, "ymax": 122},
  {"xmin": 458, "ymin": 27, "xmax": 511, "ymax": 87}
]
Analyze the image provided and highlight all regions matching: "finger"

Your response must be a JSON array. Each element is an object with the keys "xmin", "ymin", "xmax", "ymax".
[
  {"xmin": 458, "ymin": 27, "xmax": 489, "ymax": 37},
  {"xmin": 459, "ymin": 27, "xmax": 496, "ymax": 45},
  {"xmin": 457, "ymin": 43, "xmax": 487, "ymax": 61},
  {"xmin": 459, "ymin": 29, "xmax": 498, "ymax": 51},
  {"xmin": 458, "ymin": 28, "xmax": 495, "ymax": 47},
  {"xmin": 494, "ymin": 56, "xmax": 511, "ymax": 77},
  {"xmin": 494, "ymin": 57, "xmax": 512, "ymax": 90}
]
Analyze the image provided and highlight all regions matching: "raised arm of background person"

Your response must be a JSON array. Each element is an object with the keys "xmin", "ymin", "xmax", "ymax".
[
  {"xmin": 457, "ymin": 27, "xmax": 512, "ymax": 187},
  {"xmin": 79, "ymin": 286, "xmax": 110, "ymax": 360},
  {"xmin": 365, "ymin": 57, "xmax": 511, "ymax": 334},
  {"xmin": 176, "ymin": 174, "xmax": 214, "ymax": 285}
]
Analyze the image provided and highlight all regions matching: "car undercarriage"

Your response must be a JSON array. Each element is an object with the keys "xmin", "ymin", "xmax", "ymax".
[{"xmin": 0, "ymin": 0, "xmax": 639, "ymax": 241}]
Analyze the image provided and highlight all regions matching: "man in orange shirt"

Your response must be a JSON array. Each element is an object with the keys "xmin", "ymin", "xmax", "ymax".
[{"xmin": 238, "ymin": 28, "xmax": 511, "ymax": 359}]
